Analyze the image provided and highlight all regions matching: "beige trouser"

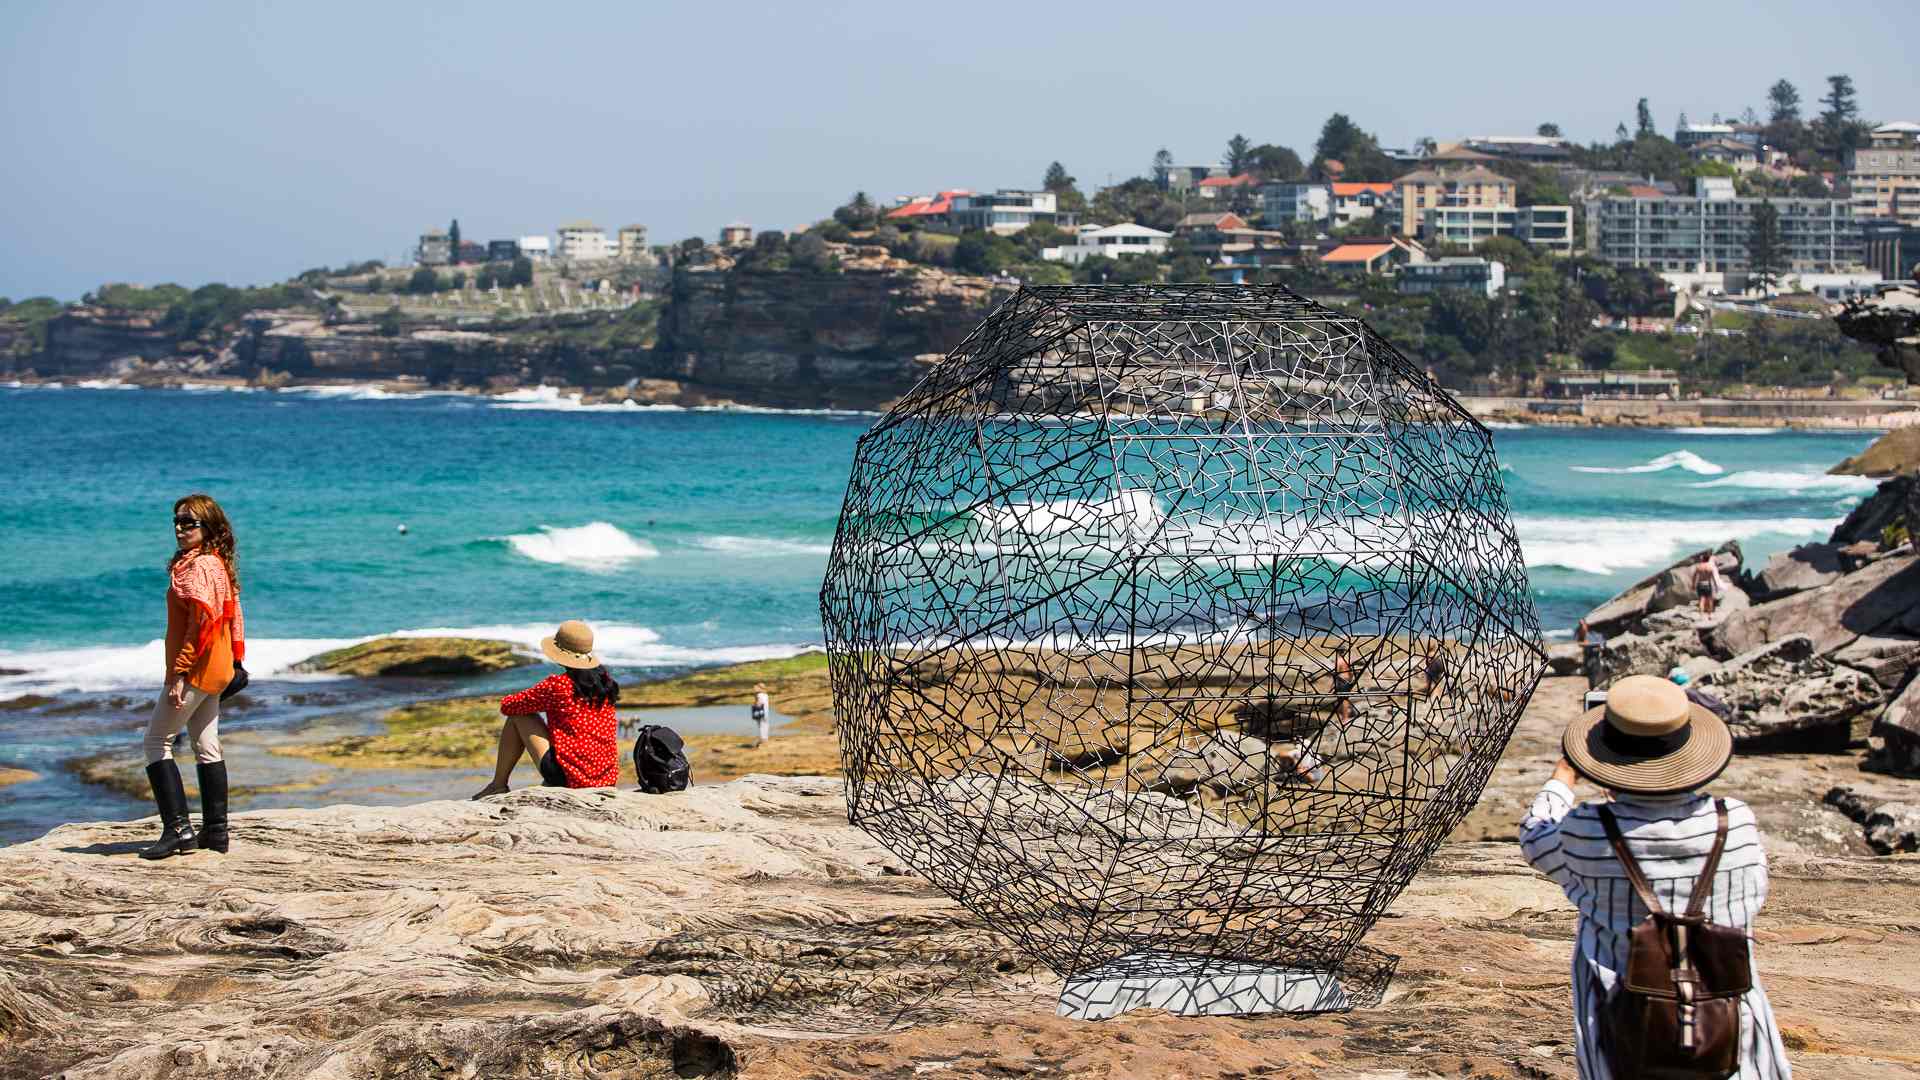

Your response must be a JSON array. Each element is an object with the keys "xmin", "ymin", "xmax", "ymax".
[{"xmin": 144, "ymin": 685, "xmax": 222, "ymax": 765}]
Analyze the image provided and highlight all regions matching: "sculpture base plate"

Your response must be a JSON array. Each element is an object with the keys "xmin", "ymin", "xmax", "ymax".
[{"xmin": 1057, "ymin": 953, "xmax": 1348, "ymax": 1019}]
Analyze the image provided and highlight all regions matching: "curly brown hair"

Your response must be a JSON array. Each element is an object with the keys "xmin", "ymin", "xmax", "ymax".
[{"xmin": 171, "ymin": 493, "xmax": 239, "ymax": 592}]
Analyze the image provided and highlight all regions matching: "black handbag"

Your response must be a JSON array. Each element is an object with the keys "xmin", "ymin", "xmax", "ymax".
[{"xmin": 221, "ymin": 662, "xmax": 249, "ymax": 701}]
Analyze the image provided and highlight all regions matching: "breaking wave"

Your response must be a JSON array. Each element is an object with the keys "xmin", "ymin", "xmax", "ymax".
[
  {"xmin": 499, "ymin": 522, "xmax": 659, "ymax": 569},
  {"xmin": 1569, "ymin": 450, "xmax": 1724, "ymax": 476}
]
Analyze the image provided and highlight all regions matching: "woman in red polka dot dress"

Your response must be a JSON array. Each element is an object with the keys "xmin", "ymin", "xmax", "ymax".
[{"xmin": 472, "ymin": 620, "xmax": 620, "ymax": 797}]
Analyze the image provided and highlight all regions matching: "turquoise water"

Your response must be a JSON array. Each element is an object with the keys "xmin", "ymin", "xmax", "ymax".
[{"xmin": 0, "ymin": 383, "xmax": 1881, "ymax": 839}]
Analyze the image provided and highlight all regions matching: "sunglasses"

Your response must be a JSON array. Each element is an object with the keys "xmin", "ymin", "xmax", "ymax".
[{"xmin": 173, "ymin": 517, "xmax": 205, "ymax": 530}]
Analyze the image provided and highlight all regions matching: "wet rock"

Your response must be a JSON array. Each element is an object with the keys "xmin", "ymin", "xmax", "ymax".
[
  {"xmin": 0, "ymin": 694, "xmax": 55, "ymax": 711},
  {"xmin": 1831, "ymin": 634, "xmax": 1920, "ymax": 690},
  {"xmin": 290, "ymin": 637, "xmax": 532, "ymax": 678},
  {"xmin": 1867, "ymin": 674, "xmax": 1920, "ymax": 777},
  {"xmin": 1546, "ymin": 642, "xmax": 1584, "ymax": 677},
  {"xmin": 1754, "ymin": 542, "xmax": 1850, "ymax": 600},
  {"xmin": 1584, "ymin": 542, "xmax": 1742, "ymax": 637},
  {"xmin": 1824, "ymin": 785, "xmax": 1920, "ymax": 855},
  {"xmin": 1706, "ymin": 552, "xmax": 1920, "ymax": 659}
]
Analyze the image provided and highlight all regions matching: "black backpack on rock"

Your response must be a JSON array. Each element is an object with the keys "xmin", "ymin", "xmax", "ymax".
[{"xmin": 632, "ymin": 725, "xmax": 691, "ymax": 794}]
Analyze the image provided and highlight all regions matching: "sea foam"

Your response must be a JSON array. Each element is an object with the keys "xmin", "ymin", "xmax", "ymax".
[
  {"xmin": 501, "ymin": 522, "xmax": 658, "ymax": 569},
  {"xmin": 693, "ymin": 535, "xmax": 835, "ymax": 557},
  {"xmin": 1516, "ymin": 515, "xmax": 1840, "ymax": 575},
  {"xmin": 488, "ymin": 386, "xmax": 685, "ymax": 412},
  {"xmin": 1689, "ymin": 470, "xmax": 1881, "ymax": 494},
  {"xmin": 1569, "ymin": 450, "xmax": 1724, "ymax": 476}
]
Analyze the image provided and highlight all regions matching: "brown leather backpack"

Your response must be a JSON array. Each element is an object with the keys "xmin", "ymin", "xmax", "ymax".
[{"xmin": 1597, "ymin": 799, "xmax": 1753, "ymax": 1080}]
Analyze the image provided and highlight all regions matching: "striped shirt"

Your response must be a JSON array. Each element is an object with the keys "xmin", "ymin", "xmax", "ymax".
[{"xmin": 1520, "ymin": 779, "xmax": 1792, "ymax": 1079}]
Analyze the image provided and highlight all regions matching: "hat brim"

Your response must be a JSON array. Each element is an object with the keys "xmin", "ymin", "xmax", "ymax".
[
  {"xmin": 541, "ymin": 635, "xmax": 600, "ymax": 669},
  {"xmin": 1563, "ymin": 700, "xmax": 1732, "ymax": 795}
]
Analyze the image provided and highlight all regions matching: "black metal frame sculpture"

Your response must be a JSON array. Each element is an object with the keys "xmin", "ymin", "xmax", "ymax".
[{"xmin": 820, "ymin": 283, "xmax": 1546, "ymax": 1017}]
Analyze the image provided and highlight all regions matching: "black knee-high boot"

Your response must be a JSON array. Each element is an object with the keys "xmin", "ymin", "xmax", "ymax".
[
  {"xmin": 140, "ymin": 760, "xmax": 198, "ymax": 860},
  {"xmin": 196, "ymin": 760, "xmax": 229, "ymax": 853}
]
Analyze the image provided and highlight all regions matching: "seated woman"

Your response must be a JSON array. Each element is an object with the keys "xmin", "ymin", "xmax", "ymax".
[{"xmin": 472, "ymin": 620, "xmax": 620, "ymax": 798}]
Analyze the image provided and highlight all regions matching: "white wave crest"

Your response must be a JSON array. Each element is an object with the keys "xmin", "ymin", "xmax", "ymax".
[
  {"xmin": 278, "ymin": 384, "xmax": 462, "ymax": 401},
  {"xmin": 1668, "ymin": 427, "xmax": 1779, "ymax": 436},
  {"xmin": 76, "ymin": 378, "xmax": 139, "ymax": 390},
  {"xmin": 501, "ymin": 522, "xmax": 658, "ymax": 569},
  {"xmin": 1481, "ymin": 421, "xmax": 1531, "ymax": 430},
  {"xmin": 1570, "ymin": 450, "xmax": 1723, "ymax": 476},
  {"xmin": 976, "ymin": 490, "xmax": 1163, "ymax": 539},
  {"xmin": 488, "ymin": 386, "xmax": 686, "ymax": 412},
  {"xmin": 1516, "ymin": 515, "xmax": 1839, "ymax": 575},
  {"xmin": 1689, "ymin": 470, "xmax": 1881, "ymax": 494},
  {"xmin": 693, "ymin": 535, "xmax": 834, "ymax": 557}
]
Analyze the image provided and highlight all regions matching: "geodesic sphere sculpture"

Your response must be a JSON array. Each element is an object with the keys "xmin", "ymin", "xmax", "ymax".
[{"xmin": 820, "ymin": 284, "xmax": 1546, "ymax": 1012}]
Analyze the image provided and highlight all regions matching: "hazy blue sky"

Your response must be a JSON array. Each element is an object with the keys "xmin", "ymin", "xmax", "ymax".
[{"xmin": 4, "ymin": 1, "xmax": 1917, "ymax": 300}]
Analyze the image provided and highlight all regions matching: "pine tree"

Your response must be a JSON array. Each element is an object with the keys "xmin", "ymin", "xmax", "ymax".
[
  {"xmin": 1746, "ymin": 201, "xmax": 1783, "ymax": 294},
  {"xmin": 1225, "ymin": 134, "xmax": 1252, "ymax": 175},
  {"xmin": 1819, "ymin": 74, "xmax": 1862, "ymax": 151},
  {"xmin": 1536, "ymin": 123, "xmax": 1561, "ymax": 138},
  {"xmin": 1153, "ymin": 148, "xmax": 1174, "ymax": 180},
  {"xmin": 448, "ymin": 219, "xmax": 462, "ymax": 265},
  {"xmin": 1767, "ymin": 79, "xmax": 1801, "ymax": 125},
  {"xmin": 1043, "ymin": 162, "xmax": 1074, "ymax": 192},
  {"xmin": 1636, "ymin": 98, "xmax": 1655, "ymax": 138}
]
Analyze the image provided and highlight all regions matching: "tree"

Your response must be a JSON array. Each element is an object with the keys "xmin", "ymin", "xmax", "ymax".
[
  {"xmin": 1244, "ymin": 144, "xmax": 1303, "ymax": 182},
  {"xmin": 832, "ymin": 192, "xmax": 878, "ymax": 230},
  {"xmin": 1677, "ymin": 111, "xmax": 1690, "ymax": 133},
  {"xmin": 474, "ymin": 265, "xmax": 498, "ymax": 290},
  {"xmin": 1536, "ymin": 123, "xmax": 1561, "ymax": 138},
  {"xmin": 509, "ymin": 257, "xmax": 533, "ymax": 287},
  {"xmin": 791, "ymin": 232, "xmax": 834, "ymax": 272},
  {"xmin": 1043, "ymin": 162, "xmax": 1074, "ymax": 192},
  {"xmin": 407, "ymin": 267, "xmax": 439, "ymax": 294},
  {"xmin": 1415, "ymin": 135, "xmax": 1437, "ymax": 157},
  {"xmin": 1315, "ymin": 113, "xmax": 1367, "ymax": 164},
  {"xmin": 1636, "ymin": 98, "xmax": 1655, "ymax": 138},
  {"xmin": 450, "ymin": 270, "xmax": 467, "ymax": 290},
  {"xmin": 1818, "ymin": 74, "xmax": 1863, "ymax": 151},
  {"xmin": 448, "ymin": 219, "xmax": 462, "ymax": 265},
  {"xmin": 1042, "ymin": 161, "xmax": 1087, "ymax": 214},
  {"xmin": 1153, "ymin": 147, "xmax": 1174, "ymax": 180},
  {"xmin": 1767, "ymin": 79, "xmax": 1801, "ymax": 125},
  {"xmin": 1614, "ymin": 122, "xmax": 1631, "ymax": 143},
  {"xmin": 376, "ymin": 306, "xmax": 403, "ymax": 337},
  {"xmin": 1225, "ymin": 133, "xmax": 1252, "ymax": 175},
  {"xmin": 1746, "ymin": 200, "xmax": 1784, "ymax": 293}
]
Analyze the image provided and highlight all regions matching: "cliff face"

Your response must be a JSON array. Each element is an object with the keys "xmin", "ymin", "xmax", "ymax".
[{"xmin": 13, "ymin": 256, "xmax": 1010, "ymax": 408}]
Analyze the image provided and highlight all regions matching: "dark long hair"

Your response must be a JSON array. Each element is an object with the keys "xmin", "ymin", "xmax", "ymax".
[
  {"xmin": 566, "ymin": 664, "xmax": 619, "ymax": 708},
  {"xmin": 171, "ymin": 493, "xmax": 239, "ymax": 591}
]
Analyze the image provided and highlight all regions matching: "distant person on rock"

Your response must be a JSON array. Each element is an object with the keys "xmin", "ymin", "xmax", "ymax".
[
  {"xmin": 751, "ymin": 683, "xmax": 770, "ymax": 746},
  {"xmin": 1520, "ymin": 675, "xmax": 1792, "ymax": 1078},
  {"xmin": 1575, "ymin": 619, "xmax": 1606, "ymax": 690},
  {"xmin": 472, "ymin": 621, "xmax": 619, "ymax": 798},
  {"xmin": 1331, "ymin": 643, "xmax": 1357, "ymax": 723},
  {"xmin": 1693, "ymin": 551, "xmax": 1723, "ymax": 617},
  {"xmin": 141, "ymin": 494, "xmax": 246, "ymax": 860}
]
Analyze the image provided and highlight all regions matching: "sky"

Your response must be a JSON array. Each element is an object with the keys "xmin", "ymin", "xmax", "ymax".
[{"xmin": 4, "ymin": 1, "xmax": 1918, "ymax": 301}]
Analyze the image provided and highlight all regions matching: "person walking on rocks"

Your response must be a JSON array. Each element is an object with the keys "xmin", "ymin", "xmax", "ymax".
[
  {"xmin": 1520, "ymin": 675, "xmax": 1792, "ymax": 1078},
  {"xmin": 1575, "ymin": 619, "xmax": 1606, "ymax": 691},
  {"xmin": 751, "ymin": 683, "xmax": 770, "ymax": 746},
  {"xmin": 141, "ymin": 494, "xmax": 246, "ymax": 860},
  {"xmin": 472, "ymin": 621, "xmax": 620, "ymax": 797},
  {"xmin": 1692, "ymin": 551, "xmax": 1722, "ymax": 618}
]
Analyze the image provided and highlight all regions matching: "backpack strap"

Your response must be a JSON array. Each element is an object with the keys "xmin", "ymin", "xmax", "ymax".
[
  {"xmin": 1598, "ymin": 803, "xmax": 1667, "ymax": 918},
  {"xmin": 1683, "ymin": 799, "xmax": 1730, "ymax": 919}
]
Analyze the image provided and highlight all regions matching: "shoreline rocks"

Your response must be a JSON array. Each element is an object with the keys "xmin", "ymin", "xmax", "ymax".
[{"xmin": 289, "ymin": 636, "xmax": 531, "ymax": 678}]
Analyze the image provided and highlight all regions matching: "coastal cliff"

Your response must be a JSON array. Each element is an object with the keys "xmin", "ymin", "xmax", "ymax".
[{"xmin": 10, "ymin": 254, "xmax": 1010, "ymax": 409}]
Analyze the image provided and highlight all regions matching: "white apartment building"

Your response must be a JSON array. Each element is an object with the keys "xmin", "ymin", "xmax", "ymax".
[
  {"xmin": 557, "ymin": 221, "xmax": 615, "ymax": 261},
  {"xmin": 1042, "ymin": 223, "xmax": 1171, "ymax": 264},
  {"xmin": 417, "ymin": 228, "xmax": 451, "ymax": 266},
  {"xmin": 1398, "ymin": 256, "xmax": 1506, "ymax": 298},
  {"xmin": 1584, "ymin": 178, "xmax": 1864, "ymax": 276},
  {"xmin": 1420, "ymin": 204, "xmax": 1574, "ymax": 253},
  {"xmin": 518, "ymin": 235, "xmax": 552, "ymax": 262},
  {"xmin": 1330, "ymin": 183, "xmax": 1397, "ymax": 228},
  {"xmin": 1847, "ymin": 122, "xmax": 1920, "ymax": 227},
  {"xmin": 949, "ymin": 190, "xmax": 1059, "ymax": 235},
  {"xmin": 1260, "ymin": 183, "xmax": 1331, "ymax": 224}
]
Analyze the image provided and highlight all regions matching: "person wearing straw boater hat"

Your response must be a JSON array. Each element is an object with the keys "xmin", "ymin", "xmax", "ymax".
[
  {"xmin": 472, "ymin": 621, "xmax": 622, "ymax": 799},
  {"xmin": 1519, "ymin": 675, "xmax": 1792, "ymax": 1078}
]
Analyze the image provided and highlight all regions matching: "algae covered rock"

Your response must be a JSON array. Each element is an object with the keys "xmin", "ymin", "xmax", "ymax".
[{"xmin": 291, "ymin": 636, "xmax": 531, "ymax": 678}]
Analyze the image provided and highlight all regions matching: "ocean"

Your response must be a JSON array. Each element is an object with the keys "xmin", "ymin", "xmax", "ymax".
[{"xmin": 0, "ymin": 383, "xmax": 1882, "ymax": 840}]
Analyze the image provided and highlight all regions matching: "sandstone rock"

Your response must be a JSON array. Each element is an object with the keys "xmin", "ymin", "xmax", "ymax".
[
  {"xmin": 1583, "ymin": 542, "xmax": 1742, "ymax": 636},
  {"xmin": 1706, "ymin": 552, "xmax": 1920, "ymax": 658},
  {"xmin": 1829, "ymin": 475, "xmax": 1917, "ymax": 544},
  {"xmin": 1545, "ymin": 642, "xmax": 1584, "ymax": 676},
  {"xmin": 1597, "ymin": 628, "xmax": 1703, "ymax": 683},
  {"xmin": 1868, "ymin": 673, "xmax": 1920, "ymax": 777},
  {"xmin": 1754, "ymin": 542, "xmax": 1850, "ymax": 600},
  {"xmin": 1829, "ymin": 427, "xmax": 1920, "ymax": 478},
  {"xmin": 1831, "ymin": 634, "xmax": 1920, "ymax": 689},
  {"xmin": 290, "ymin": 636, "xmax": 532, "ymax": 678},
  {"xmin": 1149, "ymin": 732, "xmax": 1318, "ymax": 796},
  {"xmin": 1692, "ymin": 636, "xmax": 1885, "ymax": 746},
  {"xmin": 1824, "ymin": 785, "xmax": 1920, "ymax": 855}
]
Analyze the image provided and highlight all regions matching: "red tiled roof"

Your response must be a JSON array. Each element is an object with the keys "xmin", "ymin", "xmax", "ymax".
[
  {"xmin": 885, "ymin": 189, "xmax": 971, "ymax": 219},
  {"xmin": 1197, "ymin": 173, "xmax": 1258, "ymax": 188},
  {"xmin": 1320, "ymin": 243, "xmax": 1396, "ymax": 263},
  {"xmin": 1331, "ymin": 182, "xmax": 1394, "ymax": 197},
  {"xmin": 1626, "ymin": 185, "xmax": 1665, "ymax": 199}
]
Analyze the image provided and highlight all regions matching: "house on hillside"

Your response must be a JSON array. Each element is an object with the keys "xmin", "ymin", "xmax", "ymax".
[
  {"xmin": 1174, "ymin": 211, "xmax": 1290, "ymax": 261},
  {"xmin": 417, "ymin": 228, "xmax": 451, "ymax": 267},
  {"xmin": 1194, "ymin": 174, "xmax": 1259, "ymax": 202},
  {"xmin": 1399, "ymin": 256, "xmax": 1506, "ymax": 298},
  {"xmin": 558, "ymin": 222, "xmax": 615, "ymax": 261},
  {"xmin": 618, "ymin": 225, "xmax": 650, "ymax": 261},
  {"xmin": 885, "ymin": 190, "xmax": 971, "ymax": 229},
  {"xmin": 720, "ymin": 223, "xmax": 753, "ymax": 247},
  {"xmin": 486, "ymin": 239, "xmax": 521, "ymax": 263},
  {"xmin": 1261, "ymin": 183, "xmax": 1331, "ymax": 223},
  {"xmin": 1154, "ymin": 162, "xmax": 1228, "ymax": 194},
  {"xmin": 1318, "ymin": 237, "xmax": 1426, "ymax": 276},
  {"xmin": 1330, "ymin": 182, "xmax": 1397, "ymax": 228},
  {"xmin": 1395, "ymin": 165, "xmax": 1514, "ymax": 235},
  {"xmin": 518, "ymin": 235, "xmax": 552, "ymax": 263},
  {"xmin": 1690, "ymin": 137, "xmax": 1759, "ymax": 172},
  {"xmin": 949, "ymin": 190, "xmax": 1059, "ymax": 234},
  {"xmin": 1041, "ymin": 223, "xmax": 1171, "ymax": 264},
  {"xmin": 1458, "ymin": 135, "xmax": 1571, "ymax": 165}
]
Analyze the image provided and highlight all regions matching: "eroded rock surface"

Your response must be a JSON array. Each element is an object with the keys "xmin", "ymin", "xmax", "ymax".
[{"xmin": 290, "ymin": 636, "xmax": 532, "ymax": 677}]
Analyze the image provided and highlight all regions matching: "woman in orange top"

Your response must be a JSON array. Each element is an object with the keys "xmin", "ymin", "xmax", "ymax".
[{"xmin": 140, "ymin": 493, "xmax": 246, "ymax": 860}]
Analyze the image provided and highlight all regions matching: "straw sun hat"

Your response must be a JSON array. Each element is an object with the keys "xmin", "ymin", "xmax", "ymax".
[
  {"xmin": 1563, "ymin": 674, "xmax": 1731, "ymax": 794},
  {"xmin": 540, "ymin": 620, "xmax": 600, "ymax": 669}
]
